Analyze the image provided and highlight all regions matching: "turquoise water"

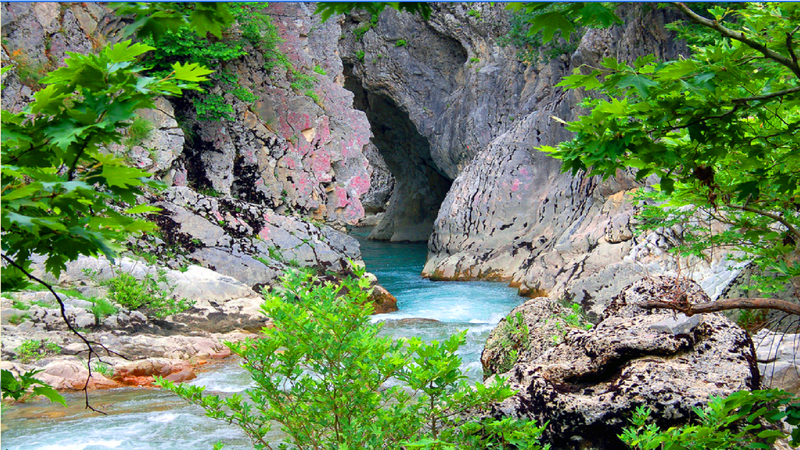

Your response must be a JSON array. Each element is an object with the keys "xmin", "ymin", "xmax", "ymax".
[
  {"xmin": 352, "ymin": 228, "xmax": 524, "ymax": 380},
  {"xmin": 1, "ymin": 230, "xmax": 523, "ymax": 448}
]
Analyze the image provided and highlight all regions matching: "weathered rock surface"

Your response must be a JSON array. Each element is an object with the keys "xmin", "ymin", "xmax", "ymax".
[
  {"xmin": 482, "ymin": 297, "xmax": 584, "ymax": 378},
  {"xmin": 167, "ymin": 3, "xmax": 374, "ymax": 227},
  {"xmin": 1, "ymin": 3, "xmax": 375, "ymax": 229},
  {"xmin": 146, "ymin": 186, "xmax": 362, "ymax": 289},
  {"xmin": 0, "ymin": 325, "xmax": 253, "ymax": 391},
  {"xmin": 336, "ymin": 3, "xmax": 744, "ymax": 309},
  {"xmin": 755, "ymin": 329, "xmax": 800, "ymax": 394},
  {"xmin": 487, "ymin": 277, "xmax": 759, "ymax": 450}
]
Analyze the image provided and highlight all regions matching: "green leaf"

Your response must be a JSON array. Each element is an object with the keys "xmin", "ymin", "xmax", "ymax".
[
  {"xmin": 124, "ymin": 204, "xmax": 161, "ymax": 215},
  {"xmin": 32, "ymin": 385, "xmax": 67, "ymax": 407},
  {"xmin": 104, "ymin": 40, "xmax": 156, "ymax": 63},
  {"xmin": 618, "ymin": 74, "xmax": 659, "ymax": 98},
  {"xmin": 170, "ymin": 61, "xmax": 215, "ymax": 82},
  {"xmin": 528, "ymin": 12, "xmax": 576, "ymax": 44}
]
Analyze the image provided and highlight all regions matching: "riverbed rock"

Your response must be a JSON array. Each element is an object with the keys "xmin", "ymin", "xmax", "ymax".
[
  {"xmin": 113, "ymin": 358, "xmax": 194, "ymax": 386},
  {"xmin": 487, "ymin": 277, "xmax": 759, "ymax": 450},
  {"xmin": 368, "ymin": 284, "xmax": 398, "ymax": 314}
]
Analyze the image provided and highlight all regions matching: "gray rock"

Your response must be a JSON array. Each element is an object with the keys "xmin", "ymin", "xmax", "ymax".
[
  {"xmin": 754, "ymin": 330, "xmax": 800, "ymax": 394},
  {"xmin": 648, "ymin": 314, "xmax": 703, "ymax": 335},
  {"xmin": 482, "ymin": 297, "xmax": 579, "ymax": 378},
  {"xmin": 487, "ymin": 277, "xmax": 759, "ymax": 450},
  {"xmin": 73, "ymin": 313, "xmax": 96, "ymax": 329},
  {"xmin": 66, "ymin": 298, "xmax": 94, "ymax": 310},
  {"xmin": 129, "ymin": 311, "xmax": 148, "ymax": 322},
  {"xmin": 63, "ymin": 342, "xmax": 88, "ymax": 355},
  {"xmin": 102, "ymin": 315, "xmax": 119, "ymax": 328}
]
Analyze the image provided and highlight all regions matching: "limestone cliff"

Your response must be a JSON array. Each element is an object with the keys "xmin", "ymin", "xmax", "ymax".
[
  {"xmin": 341, "ymin": 4, "xmax": 745, "ymax": 311},
  {"xmin": 0, "ymin": 2, "xmax": 384, "ymax": 298}
]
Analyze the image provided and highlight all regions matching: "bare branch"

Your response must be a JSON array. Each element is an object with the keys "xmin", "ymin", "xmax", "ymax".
[{"xmin": 640, "ymin": 297, "xmax": 800, "ymax": 317}]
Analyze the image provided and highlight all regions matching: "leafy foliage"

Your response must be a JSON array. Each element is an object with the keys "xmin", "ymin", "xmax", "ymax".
[
  {"xmin": 86, "ymin": 268, "xmax": 194, "ymax": 319},
  {"xmin": 506, "ymin": 2, "xmax": 621, "ymax": 46},
  {"xmin": 621, "ymin": 389, "xmax": 800, "ymax": 449},
  {"xmin": 1, "ymin": 369, "xmax": 66, "ymax": 407},
  {"xmin": 157, "ymin": 267, "xmax": 547, "ymax": 449},
  {"xmin": 141, "ymin": 3, "xmax": 287, "ymax": 121},
  {"xmin": 315, "ymin": 2, "xmax": 433, "ymax": 22},
  {"xmin": 488, "ymin": 312, "xmax": 530, "ymax": 375},
  {"xmin": 114, "ymin": 2, "xmax": 235, "ymax": 41},
  {"xmin": 15, "ymin": 339, "xmax": 60, "ymax": 363},
  {"xmin": 543, "ymin": 3, "xmax": 800, "ymax": 293},
  {"xmin": 122, "ymin": 116, "xmax": 154, "ymax": 148},
  {"xmin": 90, "ymin": 297, "xmax": 118, "ymax": 322},
  {"xmin": 1, "ymin": 40, "xmax": 211, "ymax": 291}
]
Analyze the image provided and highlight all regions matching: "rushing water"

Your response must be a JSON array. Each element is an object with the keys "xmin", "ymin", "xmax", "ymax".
[{"xmin": 1, "ymin": 228, "xmax": 523, "ymax": 449}]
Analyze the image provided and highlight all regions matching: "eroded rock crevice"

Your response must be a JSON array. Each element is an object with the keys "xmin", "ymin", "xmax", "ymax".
[{"xmin": 344, "ymin": 65, "xmax": 452, "ymax": 242}]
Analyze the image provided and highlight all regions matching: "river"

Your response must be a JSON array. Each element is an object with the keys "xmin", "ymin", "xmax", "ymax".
[{"xmin": 1, "ymin": 229, "xmax": 523, "ymax": 449}]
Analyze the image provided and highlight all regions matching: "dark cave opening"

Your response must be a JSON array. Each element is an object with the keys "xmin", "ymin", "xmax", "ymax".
[{"xmin": 344, "ymin": 64, "xmax": 452, "ymax": 242}]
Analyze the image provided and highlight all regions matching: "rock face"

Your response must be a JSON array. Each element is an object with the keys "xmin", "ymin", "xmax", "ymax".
[
  {"xmin": 487, "ymin": 277, "xmax": 759, "ymax": 450},
  {"xmin": 171, "ymin": 3, "xmax": 374, "ymax": 227},
  {"xmin": 338, "ymin": 4, "xmax": 746, "ymax": 310},
  {"xmin": 1, "ymin": 3, "xmax": 374, "ymax": 229},
  {"xmin": 147, "ymin": 186, "xmax": 362, "ymax": 289},
  {"xmin": 754, "ymin": 329, "xmax": 800, "ymax": 394}
]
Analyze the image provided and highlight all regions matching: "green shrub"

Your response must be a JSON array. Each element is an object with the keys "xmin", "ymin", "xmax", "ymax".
[
  {"xmin": 356, "ymin": 49, "xmax": 366, "ymax": 61},
  {"xmin": 94, "ymin": 268, "xmax": 194, "ymax": 319},
  {"xmin": 142, "ymin": 4, "xmax": 289, "ymax": 121},
  {"xmin": 157, "ymin": 268, "xmax": 547, "ymax": 449},
  {"xmin": 396, "ymin": 39, "xmax": 407, "ymax": 47},
  {"xmin": 92, "ymin": 362, "xmax": 114, "ymax": 378},
  {"xmin": 194, "ymin": 94, "xmax": 235, "ymax": 122},
  {"xmin": 231, "ymin": 87, "xmax": 257, "ymax": 103},
  {"xmin": 313, "ymin": 64, "xmax": 327, "ymax": 75},
  {"xmin": 90, "ymin": 297, "xmax": 118, "ymax": 322},
  {"xmin": 16, "ymin": 339, "xmax": 59, "ymax": 363},
  {"xmin": 621, "ymin": 389, "xmax": 800, "ymax": 449}
]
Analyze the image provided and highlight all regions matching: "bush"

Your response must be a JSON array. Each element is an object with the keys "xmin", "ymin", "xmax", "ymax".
[
  {"xmin": 91, "ymin": 268, "xmax": 194, "ymax": 319},
  {"xmin": 157, "ymin": 268, "xmax": 547, "ymax": 449},
  {"xmin": 16, "ymin": 339, "xmax": 60, "ymax": 363},
  {"xmin": 621, "ymin": 389, "xmax": 800, "ymax": 449}
]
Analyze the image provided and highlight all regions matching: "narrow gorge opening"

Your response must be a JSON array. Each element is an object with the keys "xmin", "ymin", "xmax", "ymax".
[{"xmin": 344, "ymin": 65, "xmax": 452, "ymax": 242}]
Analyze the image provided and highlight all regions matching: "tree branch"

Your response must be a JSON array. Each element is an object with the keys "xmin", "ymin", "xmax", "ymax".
[
  {"xmin": 732, "ymin": 86, "xmax": 800, "ymax": 103},
  {"xmin": 640, "ymin": 297, "xmax": 800, "ymax": 317},
  {"xmin": 1, "ymin": 254, "xmax": 129, "ymax": 414},
  {"xmin": 725, "ymin": 202, "xmax": 800, "ymax": 242},
  {"xmin": 673, "ymin": 3, "xmax": 800, "ymax": 80},
  {"xmin": 788, "ymin": 29, "xmax": 799, "ymax": 67}
]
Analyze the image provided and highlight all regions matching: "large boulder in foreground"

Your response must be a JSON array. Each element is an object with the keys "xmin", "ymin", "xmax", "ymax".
[{"xmin": 487, "ymin": 277, "xmax": 759, "ymax": 450}]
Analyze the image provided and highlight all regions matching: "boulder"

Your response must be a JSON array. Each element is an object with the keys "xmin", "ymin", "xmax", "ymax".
[
  {"xmin": 481, "ymin": 297, "xmax": 581, "ymax": 378},
  {"xmin": 368, "ymin": 284, "xmax": 398, "ymax": 314},
  {"xmin": 34, "ymin": 359, "xmax": 117, "ymax": 390},
  {"xmin": 487, "ymin": 277, "xmax": 759, "ymax": 450}
]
